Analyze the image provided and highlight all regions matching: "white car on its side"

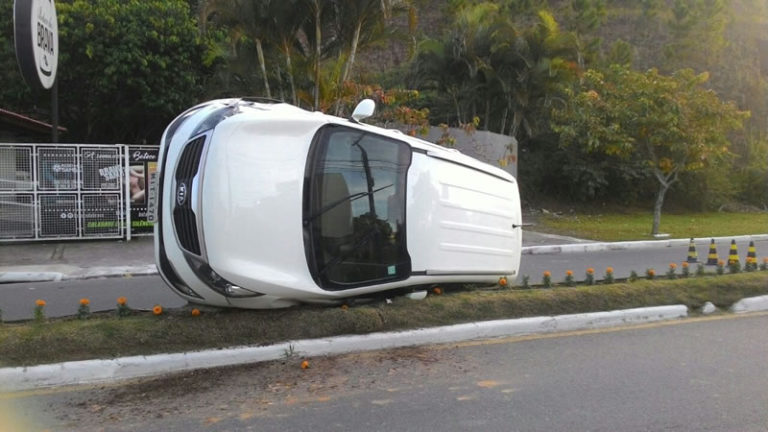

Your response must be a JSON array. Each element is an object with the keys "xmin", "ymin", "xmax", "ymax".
[{"xmin": 154, "ymin": 98, "xmax": 522, "ymax": 309}]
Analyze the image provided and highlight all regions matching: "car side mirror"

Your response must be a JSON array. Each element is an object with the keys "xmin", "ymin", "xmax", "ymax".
[{"xmin": 350, "ymin": 99, "xmax": 375, "ymax": 123}]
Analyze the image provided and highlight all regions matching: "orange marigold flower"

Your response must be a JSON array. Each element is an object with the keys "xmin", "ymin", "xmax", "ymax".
[
  {"xmin": 669, "ymin": 263, "xmax": 677, "ymax": 269},
  {"xmin": 566, "ymin": 270, "xmax": 573, "ymax": 276},
  {"xmin": 606, "ymin": 267, "xmax": 614, "ymax": 274},
  {"xmin": 432, "ymin": 287, "xmax": 443, "ymax": 295},
  {"xmin": 543, "ymin": 271, "xmax": 551, "ymax": 278},
  {"xmin": 718, "ymin": 260, "xmax": 725, "ymax": 266},
  {"xmin": 153, "ymin": 305, "xmax": 163, "ymax": 315},
  {"xmin": 498, "ymin": 277, "xmax": 508, "ymax": 286},
  {"xmin": 35, "ymin": 299, "xmax": 46, "ymax": 307},
  {"xmin": 682, "ymin": 262, "xmax": 689, "ymax": 268},
  {"xmin": 763, "ymin": 257, "xmax": 768, "ymax": 263},
  {"xmin": 648, "ymin": 269, "xmax": 656, "ymax": 276},
  {"xmin": 301, "ymin": 360, "xmax": 310, "ymax": 369},
  {"xmin": 80, "ymin": 298, "xmax": 90, "ymax": 306},
  {"xmin": 586, "ymin": 268, "xmax": 595, "ymax": 274},
  {"xmin": 117, "ymin": 297, "xmax": 127, "ymax": 306},
  {"xmin": 191, "ymin": 308, "xmax": 200, "ymax": 316}
]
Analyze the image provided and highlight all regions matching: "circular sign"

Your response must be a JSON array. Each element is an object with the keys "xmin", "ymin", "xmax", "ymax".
[{"xmin": 14, "ymin": 0, "xmax": 59, "ymax": 90}]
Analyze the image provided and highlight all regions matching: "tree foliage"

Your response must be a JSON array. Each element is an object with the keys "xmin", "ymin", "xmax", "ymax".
[
  {"xmin": 552, "ymin": 65, "xmax": 749, "ymax": 233},
  {"xmin": 408, "ymin": 3, "xmax": 580, "ymax": 144},
  {"xmin": 0, "ymin": 0, "xmax": 216, "ymax": 143},
  {"xmin": 57, "ymin": 0, "xmax": 216, "ymax": 143}
]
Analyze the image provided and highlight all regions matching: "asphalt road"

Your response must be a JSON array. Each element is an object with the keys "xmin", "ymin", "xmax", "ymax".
[
  {"xmin": 1, "ymin": 239, "xmax": 767, "ymax": 320},
  {"xmin": 520, "ymin": 238, "xmax": 768, "ymax": 282},
  {"xmin": 7, "ymin": 313, "xmax": 768, "ymax": 431}
]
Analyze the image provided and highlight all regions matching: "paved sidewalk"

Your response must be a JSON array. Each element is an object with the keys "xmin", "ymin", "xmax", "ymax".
[{"xmin": 0, "ymin": 236, "xmax": 157, "ymax": 282}]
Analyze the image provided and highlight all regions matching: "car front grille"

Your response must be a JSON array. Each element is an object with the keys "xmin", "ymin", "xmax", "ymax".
[
  {"xmin": 173, "ymin": 135, "xmax": 206, "ymax": 255},
  {"xmin": 175, "ymin": 136, "xmax": 206, "ymax": 182}
]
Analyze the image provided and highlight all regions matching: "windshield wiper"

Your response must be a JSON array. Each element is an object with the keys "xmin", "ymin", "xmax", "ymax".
[{"xmin": 305, "ymin": 183, "xmax": 393, "ymax": 222}]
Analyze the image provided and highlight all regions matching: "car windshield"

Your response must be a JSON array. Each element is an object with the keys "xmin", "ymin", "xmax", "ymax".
[{"xmin": 304, "ymin": 126, "xmax": 412, "ymax": 290}]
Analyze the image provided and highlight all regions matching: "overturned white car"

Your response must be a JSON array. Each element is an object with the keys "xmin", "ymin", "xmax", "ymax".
[{"xmin": 154, "ymin": 98, "xmax": 522, "ymax": 308}]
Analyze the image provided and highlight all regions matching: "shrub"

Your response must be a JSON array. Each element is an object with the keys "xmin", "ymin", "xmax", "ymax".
[
  {"xmin": 667, "ymin": 263, "xmax": 677, "ymax": 280},
  {"xmin": 729, "ymin": 261, "xmax": 741, "ymax": 274},
  {"xmin": 564, "ymin": 270, "xmax": 575, "ymax": 287},
  {"xmin": 34, "ymin": 299, "xmax": 46, "ymax": 323},
  {"xmin": 604, "ymin": 267, "xmax": 614, "ymax": 284},
  {"xmin": 542, "ymin": 271, "xmax": 552, "ymax": 288},
  {"xmin": 646, "ymin": 268, "xmax": 656, "ymax": 280},
  {"xmin": 116, "ymin": 297, "xmax": 131, "ymax": 318},
  {"xmin": 77, "ymin": 298, "xmax": 91, "ymax": 320},
  {"xmin": 585, "ymin": 268, "xmax": 595, "ymax": 285}
]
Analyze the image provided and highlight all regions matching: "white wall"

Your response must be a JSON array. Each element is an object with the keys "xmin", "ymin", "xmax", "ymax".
[{"xmin": 421, "ymin": 127, "xmax": 518, "ymax": 178}]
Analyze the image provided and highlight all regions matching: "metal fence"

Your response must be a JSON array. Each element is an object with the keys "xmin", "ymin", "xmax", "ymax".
[{"xmin": 0, "ymin": 143, "xmax": 149, "ymax": 242}]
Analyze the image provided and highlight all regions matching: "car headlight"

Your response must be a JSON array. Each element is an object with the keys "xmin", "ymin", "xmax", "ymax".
[{"xmin": 185, "ymin": 255, "xmax": 264, "ymax": 298}]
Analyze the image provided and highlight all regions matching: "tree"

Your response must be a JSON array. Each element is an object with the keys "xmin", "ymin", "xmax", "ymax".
[
  {"xmin": 552, "ymin": 65, "xmax": 749, "ymax": 235},
  {"xmin": 332, "ymin": 0, "xmax": 403, "ymax": 115},
  {"xmin": 200, "ymin": 0, "xmax": 277, "ymax": 98},
  {"xmin": 491, "ymin": 9, "xmax": 579, "ymax": 142},
  {"xmin": 42, "ymin": 0, "xmax": 215, "ymax": 143},
  {"xmin": 409, "ymin": 3, "xmax": 580, "ymax": 142}
]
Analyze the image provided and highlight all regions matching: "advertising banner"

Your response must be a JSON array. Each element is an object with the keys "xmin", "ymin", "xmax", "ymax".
[
  {"xmin": 82, "ymin": 193, "xmax": 121, "ymax": 236},
  {"xmin": 127, "ymin": 146, "xmax": 159, "ymax": 235},
  {"xmin": 81, "ymin": 147, "xmax": 121, "ymax": 190},
  {"xmin": 37, "ymin": 147, "xmax": 77, "ymax": 190},
  {"xmin": 39, "ymin": 194, "xmax": 77, "ymax": 237}
]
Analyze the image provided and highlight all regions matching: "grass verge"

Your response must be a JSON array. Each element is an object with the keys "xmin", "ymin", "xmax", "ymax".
[
  {"xmin": 535, "ymin": 212, "xmax": 768, "ymax": 241},
  {"xmin": 1, "ymin": 272, "xmax": 767, "ymax": 368}
]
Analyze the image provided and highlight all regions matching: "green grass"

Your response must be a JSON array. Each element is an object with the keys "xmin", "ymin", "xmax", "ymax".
[
  {"xmin": 1, "ymin": 272, "xmax": 767, "ymax": 368},
  {"xmin": 535, "ymin": 212, "xmax": 768, "ymax": 241}
]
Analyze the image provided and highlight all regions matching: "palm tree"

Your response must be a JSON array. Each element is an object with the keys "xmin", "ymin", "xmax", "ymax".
[
  {"xmin": 270, "ymin": 0, "xmax": 306, "ymax": 105},
  {"xmin": 490, "ymin": 10, "xmax": 578, "ymax": 141},
  {"xmin": 332, "ymin": 0, "xmax": 418, "ymax": 115},
  {"xmin": 302, "ymin": 0, "xmax": 329, "ymax": 110},
  {"xmin": 199, "ymin": 0, "xmax": 276, "ymax": 98}
]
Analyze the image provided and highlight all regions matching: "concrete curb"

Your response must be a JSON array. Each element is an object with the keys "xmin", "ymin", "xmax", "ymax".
[
  {"xmin": 0, "ymin": 265, "xmax": 159, "ymax": 284},
  {"xmin": 0, "ymin": 272, "xmax": 63, "ymax": 283},
  {"xmin": 63, "ymin": 264, "xmax": 160, "ymax": 281},
  {"xmin": 522, "ymin": 234, "xmax": 768, "ymax": 255},
  {"xmin": 731, "ymin": 295, "xmax": 768, "ymax": 314},
  {"xmin": 0, "ymin": 305, "xmax": 687, "ymax": 392}
]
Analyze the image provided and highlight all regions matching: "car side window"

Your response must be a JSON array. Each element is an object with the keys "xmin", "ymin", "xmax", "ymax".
[{"xmin": 305, "ymin": 126, "xmax": 412, "ymax": 289}]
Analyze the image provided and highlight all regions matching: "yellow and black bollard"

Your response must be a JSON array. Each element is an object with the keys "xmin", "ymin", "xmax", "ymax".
[
  {"xmin": 746, "ymin": 241, "xmax": 758, "ymax": 270},
  {"xmin": 706, "ymin": 239, "xmax": 719, "ymax": 265},
  {"xmin": 686, "ymin": 238, "xmax": 698, "ymax": 263},
  {"xmin": 728, "ymin": 239, "xmax": 740, "ymax": 266}
]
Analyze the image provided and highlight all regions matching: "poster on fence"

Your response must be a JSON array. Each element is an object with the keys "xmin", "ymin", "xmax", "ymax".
[
  {"xmin": 128, "ymin": 147, "xmax": 159, "ymax": 235},
  {"xmin": 81, "ymin": 147, "xmax": 121, "ymax": 190},
  {"xmin": 37, "ymin": 147, "xmax": 77, "ymax": 190}
]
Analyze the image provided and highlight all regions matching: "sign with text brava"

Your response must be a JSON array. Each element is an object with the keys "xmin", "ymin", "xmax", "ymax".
[{"xmin": 14, "ymin": 0, "xmax": 58, "ymax": 89}]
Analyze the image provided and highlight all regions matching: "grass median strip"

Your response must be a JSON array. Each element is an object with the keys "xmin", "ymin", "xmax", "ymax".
[{"xmin": 1, "ymin": 272, "xmax": 767, "ymax": 368}]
